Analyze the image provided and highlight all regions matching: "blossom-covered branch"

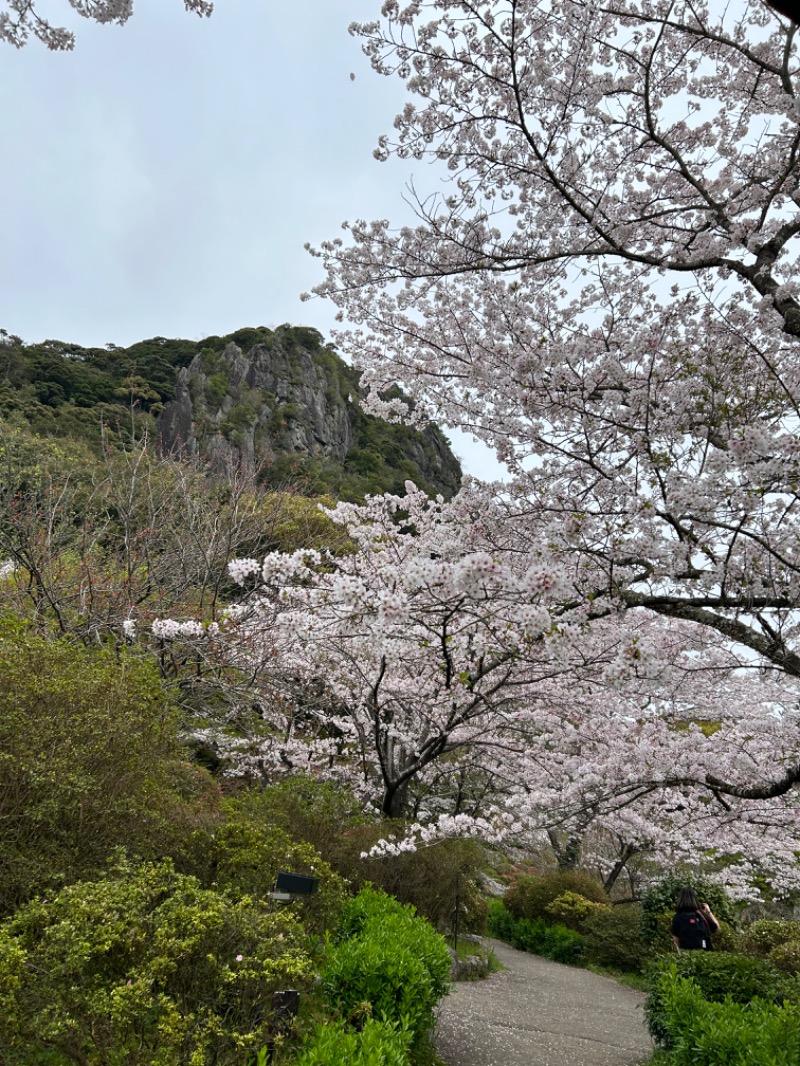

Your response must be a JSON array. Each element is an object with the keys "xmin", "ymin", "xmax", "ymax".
[{"xmin": 0, "ymin": 0, "xmax": 212, "ymax": 50}]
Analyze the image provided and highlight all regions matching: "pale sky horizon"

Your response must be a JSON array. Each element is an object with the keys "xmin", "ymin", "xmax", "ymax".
[{"xmin": 0, "ymin": 1, "xmax": 508, "ymax": 479}]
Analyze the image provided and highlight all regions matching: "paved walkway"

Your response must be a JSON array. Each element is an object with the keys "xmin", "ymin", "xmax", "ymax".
[{"xmin": 434, "ymin": 940, "xmax": 653, "ymax": 1066}]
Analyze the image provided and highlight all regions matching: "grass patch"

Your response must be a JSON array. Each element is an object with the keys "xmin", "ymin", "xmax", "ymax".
[{"xmin": 587, "ymin": 962, "xmax": 649, "ymax": 992}]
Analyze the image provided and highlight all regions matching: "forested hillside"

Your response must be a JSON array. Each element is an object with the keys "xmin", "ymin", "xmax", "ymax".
[{"xmin": 0, "ymin": 323, "xmax": 461, "ymax": 501}]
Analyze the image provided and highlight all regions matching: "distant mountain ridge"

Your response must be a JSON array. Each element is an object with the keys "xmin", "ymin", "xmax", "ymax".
[{"xmin": 0, "ymin": 324, "xmax": 461, "ymax": 501}]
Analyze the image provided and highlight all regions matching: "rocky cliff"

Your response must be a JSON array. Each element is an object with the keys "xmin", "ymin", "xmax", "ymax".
[{"xmin": 157, "ymin": 325, "xmax": 461, "ymax": 500}]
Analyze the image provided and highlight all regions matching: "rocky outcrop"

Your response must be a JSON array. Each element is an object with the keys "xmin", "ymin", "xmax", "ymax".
[{"xmin": 157, "ymin": 325, "xmax": 461, "ymax": 499}]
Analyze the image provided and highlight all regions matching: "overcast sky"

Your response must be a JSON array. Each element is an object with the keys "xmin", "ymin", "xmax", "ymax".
[{"xmin": 0, "ymin": 1, "xmax": 506, "ymax": 476}]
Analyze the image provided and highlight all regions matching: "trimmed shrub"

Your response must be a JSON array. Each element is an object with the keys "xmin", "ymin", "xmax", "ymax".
[
  {"xmin": 504, "ymin": 870, "xmax": 608, "ymax": 923},
  {"xmin": 487, "ymin": 899, "xmax": 585, "ymax": 965},
  {"xmin": 644, "ymin": 952, "xmax": 787, "ymax": 1047},
  {"xmin": 652, "ymin": 966, "xmax": 800, "ymax": 1064},
  {"xmin": 336, "ymin": 885, "xmax": 409, "ymax": 942},
  {"xmin": 583, "ymin": 903, "xmax": 649, "ymax": 972},
  {"xmin": 321, "ymin": 888, "xmax": 451, "ymax": 1048},
  {"xmin": 0, "ymin": 859, "xmax": 313, "ymax": 1065},
  {"xmin": 293, "ymin": 1018, "xmax": 412, "ymax": 1066},
  {"xmin": 545, "ymin": 891, "xmax": 609, "ymax": 932}
]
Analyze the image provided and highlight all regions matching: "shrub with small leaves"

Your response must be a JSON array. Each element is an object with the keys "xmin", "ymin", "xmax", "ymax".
[
  {"xmin": 768, "ymin": 939, "xmax": 800, "ymax": 975},
  {"xmin": 545, "ymin": 891, "xmax": 609, "ymax": 932},
  {"xmin": 487, "ymin": 899, "xmax": 585, "ymax": 965},
  {"xmin": 0, "ymin": 859, "xmax": 314, "ymax": 1065},
  {"xmin": 504, "ymin": 870, "xmax": 608, "ymax": 923},
  {"xmin": 583, "ymin": 903, "xmax": 649, "ymax": 972},
  {"xmin": 191, "ymin": 809, "xmax": 348, "ymax": 939},
  {"xmin": 739, "ymin": 919, "xmax": 800, "ymax": 959}
]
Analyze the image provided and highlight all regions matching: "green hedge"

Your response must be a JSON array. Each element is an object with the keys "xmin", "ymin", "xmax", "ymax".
[
  {"xmin": 293, "ymin": 1018, "xmax": 411, "ymax": 1065},
  {"xmin": 487, "ymin": 899, "xmax": 585, "ymax": 965},
  {"xmin": 583, "ymin": 904, "xmax": 648, "ymax": 972},
  {"xmin": 651, "ymin": 966, "xmax": 800, "ymax": 1065},
  {"xmin": 319, "ymin": 888, "xmax": 451, "ymax": 1052},
  {"xmin": 644, "ymin": 952, "xmax": 789, "ymax": 1047}
]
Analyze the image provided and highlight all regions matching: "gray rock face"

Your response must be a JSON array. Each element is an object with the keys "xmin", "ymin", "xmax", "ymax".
[{"xmin": 156, "ymin": 326, "xmax": 461, "ymax": 499}]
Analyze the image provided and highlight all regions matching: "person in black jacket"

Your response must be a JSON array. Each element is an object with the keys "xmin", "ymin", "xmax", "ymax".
[{"xmin": 671, "ymin": 887, "xmax": 720, "ymax": 951}]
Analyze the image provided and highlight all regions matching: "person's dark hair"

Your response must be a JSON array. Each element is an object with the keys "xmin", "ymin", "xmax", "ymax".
[{"xmin": 676, "ymin": 887, "xmax": 700, "ymax": 912}]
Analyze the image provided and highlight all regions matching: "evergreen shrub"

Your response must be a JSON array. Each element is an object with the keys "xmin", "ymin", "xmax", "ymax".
[
  {"xmin": 293, "ymin": 1018, "xmax": 412, "ymax": 1066},
  {"xmin": 321, "ymin": 888, "xmax": 451, "ymax": 1049},
  {"xmin": 739, "ymin": 918, "xmax": 800, "ymax": 959},
  {"xmin": 0, "ymin": 859, "xmax": 314, "ymax": 1065},
  {"xmin": 650, "ymin": 966, "xmax": 800, "ymax": 1064},
  {"xmin": 504, "ymin": 870, "xmax": 608, "ymax": 923},
  {"xmin": 583, "ymin": 903, "xmax": 648, "ymax": 972},
  {"xmin": 769, "ymin": 939, "xmax": 800, "ymax": 975},
  {"xmin": 190, "ymin": 811, "xmax": 348, "ymax": 938},
  {"xmin": 545, "ymin": 890, "xmax": 609, "ymax": 932},
  {"xmin": 487, "ymin": 899, "xmax": 585, "ymax": 965},
  {"xmin": 644, "ymin": 952, "xmax": 788, "ymax": 1047}
]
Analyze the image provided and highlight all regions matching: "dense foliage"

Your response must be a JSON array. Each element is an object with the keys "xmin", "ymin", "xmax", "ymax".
[
  {"xmin": 582, "ymin": 905, "xmax": 650, "ymax": 974},
  {"xmin": 320, "ymin": 888, "xmax": 451, "ymax": 1052},
  {"xmin": 0, "ymin": 324, "xmax": 460, "ymax": 503},
  {"xmin": 645, "ymin": 952, "xmax": 791, "ymax": 1047},
  {"xmin": 487, "ymin": 899, "xmax": 586, "ymax": 966},
  {"xmin": 0, "ymin": 858, "xmax": 314, "ymax": 1065},
  {"xmin": 294, "ymin": 1018, "xmax": 412, "ymax": 1066},
  {"xmin": 0, "ymin": 618, "xmax": 215, "ymax": 915},
  {"xmin": 504, "ymin": 871, "xmax": 609, "ymax": 924},
  {"xmin": 647, "ymin": 966, "xmax": 800, "ymax": 1064}
]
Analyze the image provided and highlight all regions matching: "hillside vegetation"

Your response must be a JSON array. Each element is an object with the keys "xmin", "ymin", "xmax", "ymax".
[{"xmin": 0, "ymin": 324, "xmax": 461, "ymax": 502}]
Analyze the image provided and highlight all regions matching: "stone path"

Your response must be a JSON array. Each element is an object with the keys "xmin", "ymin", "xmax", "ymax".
[{"xmin": 434, "ymin": 940, "xmax": 653, "ymax": 1066}]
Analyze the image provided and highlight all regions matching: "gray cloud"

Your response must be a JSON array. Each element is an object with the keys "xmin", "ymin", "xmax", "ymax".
[{"xmin": 0, "ymin": 0, "xmax": 506, "ymax": 479}]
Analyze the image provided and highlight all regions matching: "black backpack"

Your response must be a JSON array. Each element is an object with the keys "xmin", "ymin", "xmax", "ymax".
[{"xmin": 677, "ymin": 910, "xmax": 713, "ymax": 950}]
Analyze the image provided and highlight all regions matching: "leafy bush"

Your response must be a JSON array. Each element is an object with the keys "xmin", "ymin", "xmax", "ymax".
[
  {"xmin": 188, "ymin": 809, "xmax": 348, "ymax": 939},
  {"xmin": 545, "ymin": 891, "xmax": 609, "ymax": 932},
  {"xmin": 293, "ymin": 1018, "xmax": 412, "ymax": 1065},
  {"xmin": 769, "ymin": 939, "xmax": 800, "ymax": 975},
  {"xmin": 650, "ymin": 966, "xmax": 800, "ymax": 1064},
  {"xmin": 336, "ymin": 886, "xmax": 410, "ymax": 942},
  {"xmin": 0, "ymin": 619, "xmax": 217, "ymax": 915},
  {"xmin": 249, "ymin": 781, "xmax": 487, "ymax": 932},
  {"xmin": 321, "ymin": 888, "xmax": 451, "ymax": 1048},
  {"xmin": 504, "ymin": 870, "xmax": 608, "ymax": 923},
  {"xmin": 487, "ymin": 899, "xmax": 585, "ymax": 965},
  {"xmin": 640, "ymin": 874, "xmax": 736, "ymax": 948},
  {"xmin": 740, "ymin": 918, "xmax": 800, "ymax": 959},
  {"xmin": 0, "ymin": 859, "xmax": 313, "ymax": 1065},
  {"xmin": 583, "ymin": 903, "xmax": 649, "ymax": 972},
  {"xmin": 644, "ymin": 952, "xmax": 788, "ymax": 1047}
]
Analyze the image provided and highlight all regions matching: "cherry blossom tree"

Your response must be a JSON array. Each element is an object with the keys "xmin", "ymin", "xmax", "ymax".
[
  {"xmin": 190, "ymin": 484, "xmax": 800, "ymax": 894},
  {"xmin": 0, "ymin": 0, "xmax": 212, "ymax": 50},
  {"xmin": 309, "ymin": 4, "xmax": 800, "ymax": 687}
]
